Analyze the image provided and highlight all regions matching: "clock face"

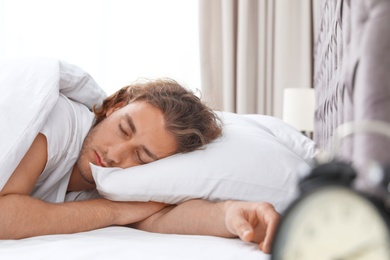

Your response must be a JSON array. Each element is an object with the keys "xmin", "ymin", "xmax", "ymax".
[{"xmin": 272, "ymin": 186, "xmax": 390, "ymax": 260}]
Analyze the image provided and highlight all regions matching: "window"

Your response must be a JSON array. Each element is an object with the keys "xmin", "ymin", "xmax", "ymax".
[{"xmin": 0, "ymin": 0, "xmax": 200, "ymax": 94}]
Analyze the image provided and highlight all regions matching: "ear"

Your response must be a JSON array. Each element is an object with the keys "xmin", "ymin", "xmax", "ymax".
[{"xmin": 106, "ymin": 101, "xmax": 126, "ymax": 116}]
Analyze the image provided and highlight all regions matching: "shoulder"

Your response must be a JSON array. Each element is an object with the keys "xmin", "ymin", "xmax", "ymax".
[
  {"xmin": 40, "ymin": 95, "xmax": 94, "ymax": 163},
  {"xmin": 40, "ymin": 96, "xmax": 75, "ymax": 160}
]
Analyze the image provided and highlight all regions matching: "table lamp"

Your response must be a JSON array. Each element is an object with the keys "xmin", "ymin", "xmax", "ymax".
[{"xmin": 282, "ymin": 88, "xmax": 315, "ymax": 137}]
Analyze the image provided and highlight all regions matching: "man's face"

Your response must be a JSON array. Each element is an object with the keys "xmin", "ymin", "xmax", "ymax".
[{"xmin": 75, "ymin": 101, "xmax": 178, "ymax": 182}]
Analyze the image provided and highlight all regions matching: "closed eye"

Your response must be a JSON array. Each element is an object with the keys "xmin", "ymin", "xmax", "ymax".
[
  {"xmin": 119, "ymin": 124, "xmax": 129, "ymax": 136},
  {"xmin": 119, "ymin": 124, "xmax": 126, "ymax": 135},
  {"xmin": 136, "ymin": 151, "xmax": 146, "ymax": 165}
]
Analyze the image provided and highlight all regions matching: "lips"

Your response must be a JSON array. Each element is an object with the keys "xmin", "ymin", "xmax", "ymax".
[{"xmin": 94, "ymin": 151, "xmax": 106, "ymax": 167}]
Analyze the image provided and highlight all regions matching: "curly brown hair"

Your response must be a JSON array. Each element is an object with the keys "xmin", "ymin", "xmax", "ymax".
[{"xmin": 93, "ymin": 78, "xmax": 222, "ymax": 153}]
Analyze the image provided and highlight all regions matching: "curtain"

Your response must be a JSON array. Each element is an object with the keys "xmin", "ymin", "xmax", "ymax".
[
  {"xmin": 0, "ymin": 0, "xmax": 200, "ymax": 95},
  {"xmin": 199, "ymin": 0, "xmax": 313, "ymax": 118}
]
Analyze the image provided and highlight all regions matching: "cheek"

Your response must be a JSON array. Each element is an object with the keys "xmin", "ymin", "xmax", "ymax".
[
  {"xmin": 93, "ymin": 120, "xmax": 113, "ymax": 139},
  {"xmin": 84, "ymin": 123, "xmax": 106, "ymax": 148},
  {"xmin": 91, "ymin": 120, "xmax": 124, "ymax": 151}
]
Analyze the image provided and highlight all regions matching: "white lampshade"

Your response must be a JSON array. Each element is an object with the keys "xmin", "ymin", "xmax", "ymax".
[{"xmin": 282, "ymin": 88, "xmax": 315, "ymax": 132}]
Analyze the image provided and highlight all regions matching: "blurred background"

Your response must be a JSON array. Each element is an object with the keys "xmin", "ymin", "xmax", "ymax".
[
  {"xmin": 0, "ymin": 0, "xmax": 316, "ymax": 123},
  {"xmin": 0, "ymin": 0, "xmax": 201, "ymax": 94}
]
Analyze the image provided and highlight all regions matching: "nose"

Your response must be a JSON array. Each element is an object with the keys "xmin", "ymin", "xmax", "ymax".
[{"xmin": 106, "ymin": 142, "xmax": 137, "ymax": 168}]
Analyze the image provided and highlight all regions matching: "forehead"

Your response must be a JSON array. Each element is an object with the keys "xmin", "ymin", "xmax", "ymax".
[
  {"xmin": 117, "ymin": 101, "xmax": 178, "ymax": 157},
  {"xmin": 119, "ymin": 101, "xmax": 162, "ymax": 123}
]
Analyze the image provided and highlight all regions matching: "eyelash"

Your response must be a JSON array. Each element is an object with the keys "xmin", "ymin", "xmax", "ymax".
[
  {"xmin": 136, "ymin": 151, "xmax": 146, "ymax": 165},
  {"xmin": 119, "ymin": 124, "xmax": 128, "ymax": 136},
  {"xmin": 119, "ymin": 124, "xmax": 145, "ymax": 165}
]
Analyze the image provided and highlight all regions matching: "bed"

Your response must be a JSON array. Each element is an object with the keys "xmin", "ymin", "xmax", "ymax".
[
  {"xmin": 0, "ymin": 58, "xmax": 315, "ymax": 259},
  {"xmin": 1, "ymin": 1, "xmax": 389, "ymax": 259},
  {"xmin": 0, "ymin": 227, "xmax": 266, "ymax": 260}
]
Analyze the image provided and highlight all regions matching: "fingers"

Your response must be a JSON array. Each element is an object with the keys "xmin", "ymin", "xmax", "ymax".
[
  {"xmin": 224, "ymin": 201, "xmax": 280, "ymax": 254},
  {"xmin": 237, "ymin": 222, "xmax": 254, "ymax": 242},
  {"xmin": 258, "ymin": 206, "xmax": 280, "ymax": 254},
  {"xmin": 225, "ymin": 207, "xmax": 255, "ymax": 242}
]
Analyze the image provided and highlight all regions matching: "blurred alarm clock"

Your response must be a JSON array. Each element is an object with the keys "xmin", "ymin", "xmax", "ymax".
[{"xmin": 271, "ymin": 161, "xmax": 390, "ymax": 260}]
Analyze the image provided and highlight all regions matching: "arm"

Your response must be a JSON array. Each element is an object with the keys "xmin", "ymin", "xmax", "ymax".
[
  {"xmin": 0, "ymin": 134, "xmax": 167, "ymax": 239},
  {"xmin": 130, "ymin": 199, "xmax": 280, "ymax": 254},
  {"xmin": 1, "ymin": 133, "xmax": 279, "ymax": 252},
  {"xmin": 0, "ymin": 195, "xmax": 166, "ymax": 239}
]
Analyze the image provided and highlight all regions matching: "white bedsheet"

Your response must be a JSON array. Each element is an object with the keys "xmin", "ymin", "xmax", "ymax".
[{"xmin": 0, "ymin": 227, "xmax": 270, "ymax": 260}]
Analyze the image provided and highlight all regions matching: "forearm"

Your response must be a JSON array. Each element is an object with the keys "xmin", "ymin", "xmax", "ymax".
[
  {"xmin": 131, "ymin": 200, "xmax": 235, "ymax": 238},
  {"xmin": 0, "ymin": 194, "xmax": 166, "ymax": 239}
]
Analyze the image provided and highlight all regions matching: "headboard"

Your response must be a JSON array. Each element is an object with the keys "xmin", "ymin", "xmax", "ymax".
[{"xmin": 313, "ymin": 0, "xmax": 390, "ymax": 172}]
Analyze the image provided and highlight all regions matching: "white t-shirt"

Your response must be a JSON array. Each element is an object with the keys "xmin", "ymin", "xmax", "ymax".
[{"xmin": 32, "ymin": 94, "xmax": 95, "ymax": 203}]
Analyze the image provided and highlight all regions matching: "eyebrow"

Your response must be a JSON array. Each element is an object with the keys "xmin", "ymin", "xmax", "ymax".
[{"xmin": 125, "ymin": 113, "xmax": 158, "ymax": 161}]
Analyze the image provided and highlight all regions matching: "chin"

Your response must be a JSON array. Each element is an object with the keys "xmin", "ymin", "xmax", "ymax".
[{"xmin": 76, "ymin": 156, "xmax": 93, "ymax": 178}]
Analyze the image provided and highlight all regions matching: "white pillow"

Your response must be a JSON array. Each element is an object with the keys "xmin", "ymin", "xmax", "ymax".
[{"xmin": 92, "ymin": 112, "xmax": 317, "ymax": 212}]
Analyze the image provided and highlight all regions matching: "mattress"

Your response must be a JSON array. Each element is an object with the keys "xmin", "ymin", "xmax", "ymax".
[{"xmin": 0, "ymin": 226, "xmax": 270, "ymax": 260}]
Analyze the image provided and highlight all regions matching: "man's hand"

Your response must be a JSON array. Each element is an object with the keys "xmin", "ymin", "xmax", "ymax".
[
  {"xmin": 128, "ymin": 199, "xmax": 280, "ymax": 253},
  {"xmin": 223, "ymin": 201, "xmax": 280, "ymax": 254}
]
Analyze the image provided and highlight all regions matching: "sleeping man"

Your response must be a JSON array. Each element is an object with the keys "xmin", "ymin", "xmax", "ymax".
[{"xmin": 0, "ymin": 75, "xmax": 280, "ymax": 253}]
